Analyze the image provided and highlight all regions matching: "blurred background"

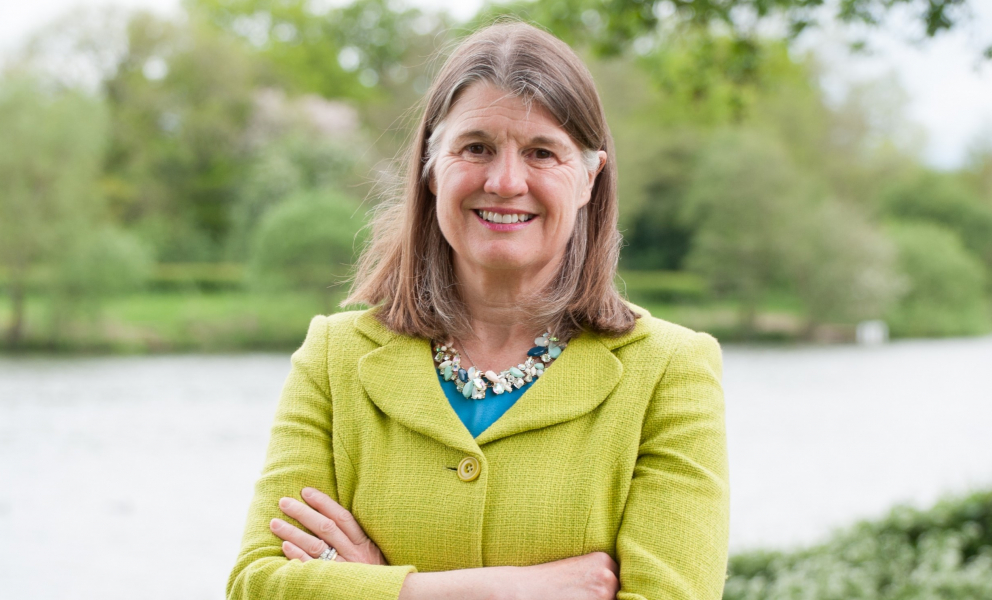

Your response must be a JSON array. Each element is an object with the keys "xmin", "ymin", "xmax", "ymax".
[{"xmin": 1, "ymin": 0, "xmax": 990, "ymax": 598}]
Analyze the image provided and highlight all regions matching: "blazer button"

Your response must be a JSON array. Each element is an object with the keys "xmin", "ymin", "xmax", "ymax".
[{"xmin": 457, "ymin": 456, "xmax": 481, "ymax": 482}]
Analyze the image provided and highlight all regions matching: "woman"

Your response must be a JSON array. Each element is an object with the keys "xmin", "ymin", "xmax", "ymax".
[{"xmin": 227, "ymin": 21, "xmax": 729, "ymax": 600}]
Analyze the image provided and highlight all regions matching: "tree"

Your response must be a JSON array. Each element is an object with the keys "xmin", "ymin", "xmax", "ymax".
[
  {"xmin": 0, "ymin": 75, "xmax": 108, "ymax": 346},
  {"xmin": 619, "ymin": 131, "xmax": 701, "ymax": 270},
  {"xmin": 787, "ymin": 201, "xmax": 902, "ymax": 331},
  {"xmin": 227, "ymin": 89, "xmax": 366, "ymax": 260},
  {"xmin": 963, "ymin": 134, "xmax": 992, "ymax": 203},
  {"xmin": 98, "ymin": 12, "xmax": 264, "ymax": 261},
  {"xmin": 681, "ymin": 130, "xmax": 814, "ymax": 333}
]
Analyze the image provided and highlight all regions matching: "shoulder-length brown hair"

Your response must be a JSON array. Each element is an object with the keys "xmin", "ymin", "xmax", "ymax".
[{"xmin": 344, "ymin": 20, "xmax": 637, "ymax": 340}]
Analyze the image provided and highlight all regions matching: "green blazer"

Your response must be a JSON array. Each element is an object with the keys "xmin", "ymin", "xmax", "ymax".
[{"xmin": 227, "ymin": 306, "xmax": 729, "ymax": 600}]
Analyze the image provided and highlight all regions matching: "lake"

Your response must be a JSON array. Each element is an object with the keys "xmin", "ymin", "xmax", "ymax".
[{"xmin": 1, "ymin": 335, "xmax": 990, "ymax": 598}]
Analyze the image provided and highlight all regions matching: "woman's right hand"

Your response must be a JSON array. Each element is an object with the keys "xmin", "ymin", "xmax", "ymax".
[
  {"xmin": 512, "ymin": 552, "xmax": 620, "ymax": 600},
  {"xmin": 270, "ymin": 487, "xmax": 386, "ymax": 566},
  {"xmin": 398, "ymin": 551, "xmax": 620, "ymax": 600}
]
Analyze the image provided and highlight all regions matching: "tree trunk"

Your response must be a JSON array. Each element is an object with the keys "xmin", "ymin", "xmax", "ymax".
[
  {"xmin": 738, "ymin": 300, "xmax": 757, "ymax": 341},
  {"xmin": 6, "ymin": 281, "xmax": 25, "ymax": 348}
]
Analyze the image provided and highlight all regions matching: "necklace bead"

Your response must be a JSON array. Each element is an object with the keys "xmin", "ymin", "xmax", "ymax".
[{"xmin": 434, "ymin": 333, "xmax": 566, "ymax": 400}]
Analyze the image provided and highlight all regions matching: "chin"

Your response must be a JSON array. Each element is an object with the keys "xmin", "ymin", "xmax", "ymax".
[
  {"xmin": 465, "ymin": 247, "xmax": 539, "ymax": 272},
  {"xmin": 475, "ymin": 255, "xmax": 533, "ymax": 272}
]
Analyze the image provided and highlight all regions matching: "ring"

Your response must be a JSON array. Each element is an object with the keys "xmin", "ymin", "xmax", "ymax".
[{"xmin": 318, "ymin": 546, "xmax": 338, "ymax": 561}]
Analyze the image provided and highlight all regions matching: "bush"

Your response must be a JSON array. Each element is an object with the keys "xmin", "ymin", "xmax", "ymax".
[
  {"xmin": 43, "ymin": 227, "xmax": 154, "ymax": 339},
  {"xmin": 883, "ymin": 222, "xmax": 990, "ymax": 337},
  {"xmin": 725, "ymin": 489, "xmax": 992, "ymax": 600},
  {"xmin": 247, "ymin": 188, "xmax": 366, "ymax": 291},
  {"xmin": 879, "ymin": 171, "xmax": 992, "ymax": 274},
  {"xmin": 786, "ymin": 201, "xmax": 902, "ymax": 327},
  {"xmin": 54, "ymin": 227, "xmax": 154, "ymax": 300}
]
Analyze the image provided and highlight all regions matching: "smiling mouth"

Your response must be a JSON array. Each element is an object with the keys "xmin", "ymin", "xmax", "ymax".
[{"xmin": 474, "ymin": 210, "xmax": 535, "ymax": 224}]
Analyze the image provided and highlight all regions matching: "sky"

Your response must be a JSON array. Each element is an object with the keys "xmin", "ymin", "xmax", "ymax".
[{"xmin": 2, "ymin": 0, "xmax": 990, "ymax": 169}]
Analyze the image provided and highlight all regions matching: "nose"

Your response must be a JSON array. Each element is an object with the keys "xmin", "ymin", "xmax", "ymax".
[{"xmin": 483, "ymin": 151, "xmax": 528, "ymax": 198}]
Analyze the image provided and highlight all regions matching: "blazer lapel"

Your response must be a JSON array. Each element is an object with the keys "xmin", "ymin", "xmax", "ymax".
[
  {"xmin": 353, "ymin": 309, "xmax": 646, "ymax": 450},
  {"xmin": 474, "ymin": 332, "xmax": 623, "ymax": 446},
  {"xmin": 357, "ymin": 328, "xmax": 480, "ymax": 456}
]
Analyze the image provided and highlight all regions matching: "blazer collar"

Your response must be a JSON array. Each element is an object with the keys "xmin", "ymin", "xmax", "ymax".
[{"xmin": 354, "ymin": 310, "xmax": 647, "ymax": 450}]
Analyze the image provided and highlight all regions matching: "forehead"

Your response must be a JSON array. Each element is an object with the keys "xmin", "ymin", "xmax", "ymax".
[{"xmin": 443, "ymin": 83, "xmax": 575, "ymax": 147}]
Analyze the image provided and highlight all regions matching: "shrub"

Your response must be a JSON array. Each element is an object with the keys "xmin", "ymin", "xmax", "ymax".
[
  {"xmin": 883, "ymin": 222, "xmax": 990, "ymax": 337},
  {"xmin": 725, "ymin": 489, "xmax": 992, "ymax": 600},
  {"xmin": 54, "ymin": 227, "xmax": 154, "ymax": 300},
  {"xmin": 787, "ymin": 201, "xmax": 902, "ymax": 327},
  {"xmin": 879, "ymin": 171, "xmax": 992, "ymax": 274},
  {"xmin": 247, "ymin": 188, "xmax": 365, "ymax": 291}
]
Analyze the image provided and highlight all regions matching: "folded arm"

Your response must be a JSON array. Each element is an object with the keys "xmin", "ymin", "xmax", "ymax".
[
  {"xmin": 616, "ymin": 331, "xmax": 731, "ymax": 600},
  {"xmin": 228, "ymin": 316, "xmax": 621, "ymax": 600},
  {"xmin": 226, "ymin": 316, "xmax": 415, "ymax": 600}
]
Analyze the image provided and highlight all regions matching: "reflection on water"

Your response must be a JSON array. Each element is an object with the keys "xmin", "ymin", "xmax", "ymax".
[{"xmin": 1, "ymin": 336, "xmax": 991, "ymax": 599}]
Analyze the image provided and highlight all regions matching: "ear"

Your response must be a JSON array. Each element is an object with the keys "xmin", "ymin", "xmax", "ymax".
[
  {"xmin": 579, "ymin": 151, "xmax": 607, "ymax": 207},
  {"xmin": 428, "ymin": 171, "xmax": 437, "ymax": 195},
  {"xmin": 588, "ymin": 151, "xmax": 607, "ymax": 188}
]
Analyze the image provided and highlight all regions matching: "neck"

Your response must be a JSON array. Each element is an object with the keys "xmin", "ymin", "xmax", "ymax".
[{"xmin": 449, "ymin": 259, "xmax": 557, "ymax": 371}]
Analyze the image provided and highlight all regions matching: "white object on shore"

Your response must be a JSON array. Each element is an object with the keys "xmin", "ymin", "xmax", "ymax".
[{"xmin": 856, "ymin": 320, "xmax": 889, "ymax": 345}]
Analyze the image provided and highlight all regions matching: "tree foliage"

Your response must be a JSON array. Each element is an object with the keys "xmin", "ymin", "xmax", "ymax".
[
  {"xmin": 189, "ymin": 0, "xmax": 450, "ymax": 100},
  {"xmin": 477, "ymin": 0, "xmax": 981, "ymax": 56}
]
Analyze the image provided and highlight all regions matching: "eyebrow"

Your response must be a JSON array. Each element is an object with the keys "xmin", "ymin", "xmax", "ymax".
[{"xmin": 449, "ymin": 130, "xmax": 571, "ymax": 151}]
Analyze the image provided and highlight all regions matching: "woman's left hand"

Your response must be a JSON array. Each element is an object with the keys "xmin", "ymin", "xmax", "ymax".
[{"xmin": 269, "ymin": 487, "xmax": 387, "ymax": 565}]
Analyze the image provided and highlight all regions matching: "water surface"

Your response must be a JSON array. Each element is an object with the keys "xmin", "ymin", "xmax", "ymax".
[{"xmin": 1, "ymin": 336, "xmax": 990, "ymax": 598}]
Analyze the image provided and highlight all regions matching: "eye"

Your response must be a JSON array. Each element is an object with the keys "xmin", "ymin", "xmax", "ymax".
[
  {"xmin": 466, "ymin": 144, "xmax": 487, "ymax": 155},
  {"xmin": 531, "ymin": 148, "xmax": 555, "ymax": 160}
]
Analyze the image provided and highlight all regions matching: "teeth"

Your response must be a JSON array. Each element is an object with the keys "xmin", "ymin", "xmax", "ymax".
[{"xmin": 478, "ymin": 210, "xmax": 532, "ymax": 224}]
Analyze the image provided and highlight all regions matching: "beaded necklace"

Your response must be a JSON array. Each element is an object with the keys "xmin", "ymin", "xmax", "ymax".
[{"xmin": 433, "ymin": 333, "xmax": 566, "ymax": 400}]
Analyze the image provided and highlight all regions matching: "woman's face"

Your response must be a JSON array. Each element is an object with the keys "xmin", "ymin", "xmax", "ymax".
[{"xmin": 430, "ymin": 83, "xmax": 605, "ymax": 281}]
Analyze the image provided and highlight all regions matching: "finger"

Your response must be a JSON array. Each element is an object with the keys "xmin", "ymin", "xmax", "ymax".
[
  {"xmin": 586, "ymin": 551, "xmax": 619, "ymax": 577},
  {"xmin": 301, "ymin": 487, "xmax": 369, "ymax": 546},
  {"xmin": 279, "ymin": 497, "xmax": 353, "ymax": 556},
  {"xmin": 270, "ymin": 517, "xmax": 331, "ymax": 559},
  {"xmin": 606, "ymin": 558, "xmax": 620, "ymax": 577},
  {"xmin": 602, "ymin": 553, "xmax": 619, "ymax": 577},
  {"xmin": 282, "ymin": 541, "xmax": 312, "ymax": 562}
]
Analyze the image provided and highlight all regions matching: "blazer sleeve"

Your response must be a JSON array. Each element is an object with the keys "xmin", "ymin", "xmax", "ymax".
[
  {"xmin": 227, "ymin": 316, "xmax": 416, "ymax": 600},
  {"xmin": 616, "ymin": 331, "xmax": 730, "ymax": 600}
]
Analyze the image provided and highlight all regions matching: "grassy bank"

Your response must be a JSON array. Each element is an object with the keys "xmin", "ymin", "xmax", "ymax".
[
  {"xmin": 0, "ymin": 289, "xmax": 812, "ymax": 353},
  {"xmin": 3, "ymin": 268, "xmax": 985, "ymax": 353},
  {"xmin": 725, "ymin": 488, "xmax": 992, "ymax": 599},
  {"xmin": 0, "ymin": 290, "xmax": 342, "ymax": 353},
  {"xmin": 1, "ymin": 297, "xmax": 826, "ymax": 355}
]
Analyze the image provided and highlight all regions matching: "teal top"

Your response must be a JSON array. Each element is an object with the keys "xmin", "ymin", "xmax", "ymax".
[{"xmin": 436, "ymin": 372, "xmax": 533, "ymax": 438}]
